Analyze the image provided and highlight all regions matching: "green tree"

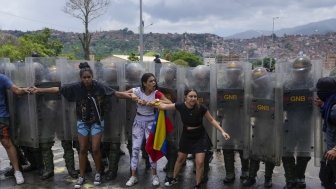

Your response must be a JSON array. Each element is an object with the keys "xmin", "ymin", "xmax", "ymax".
[
  {"xmin": 0, "ymin": 28, "xmax": 64, "ymax": 61},
  {"xmin": 251, "ymin": 57, "xmax": 276, "ymax": 71},
  {"xmin": 128, "ymin": 52, "xmax": 139, "ymax": 62},
  {"xmin": 171, "ymin": 51, "xmax": 202, "ymax": 67},
  {"xmin": 173, "ymin": 59, "xmax": 188, "ymax": 67}
]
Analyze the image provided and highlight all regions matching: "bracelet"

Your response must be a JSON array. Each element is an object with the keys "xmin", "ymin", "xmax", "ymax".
[{"xmin": 332, "ymin": 147, "xmax": 336, "ymax": 152}]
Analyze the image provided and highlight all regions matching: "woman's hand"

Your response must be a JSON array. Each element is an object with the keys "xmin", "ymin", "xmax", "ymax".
[
  {"xmin": 222, "ymin": 131, "xmax": 230, "ymax": 140},
  {"xmin": 313, "ymin": 97, "xmax": 324, "ymax": 107},
  {"xmin": 147, "ymin": 99, "xmax": 160, "ymax": 107},
  {"xmin": 28, "ymin": 86, "xmax": 38, "ymax": 94},
  {"xmin": 325, "ymin": 149, "xmax": 336, "ymax": 160}
]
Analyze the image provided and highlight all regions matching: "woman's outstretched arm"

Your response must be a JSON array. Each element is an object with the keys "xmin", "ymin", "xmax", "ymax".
[{"xmin": 204, "ymin": 111, "xmax": 230, "ymax": 140}]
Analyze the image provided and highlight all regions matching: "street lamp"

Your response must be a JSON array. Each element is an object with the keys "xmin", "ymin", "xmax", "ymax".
[
  {"xmin": 139, "ymin": 0, "xmax": 144, "ymax": 63},
  {"xmin": 272, "ymin": 17, "xmax": 279, "ymax": 43}
]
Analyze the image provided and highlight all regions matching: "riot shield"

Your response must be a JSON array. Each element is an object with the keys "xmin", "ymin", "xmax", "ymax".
[
  {"xmin": 245, "ymin": 67, "xmax": 282, "ymax": 165},
  {"xmin": 57, "ymin": 59, "xmax": 80, "ymax": 141},
  {"xmin": 213, "ymin": 61, "xmax": 251, "ymax": 150},
  {"xmin": 95, "ymin": 61, "xmax": 125, "ymax": 143},
  {"xmin": 28, "ymin": 57, "xmax": 61, "ymax": 144},
  {"xmin": 124, "ymin": 62, "xmax": 145, "ymax": 146},
  {"xmin": 10, "ymin": 60, "xmax": 39, "ymax": 147},
  {"xmin": 279, "ymin": 57, "xmax": 322, "ymax": 164},
  {"xmin": 0, "ymin": 58, "xmax": 16, "ymax": 78},
  {"xmin": 158, "ymin": 63, "xmax": 179, "ymax": 145},
  {"xmin": 184, "ymin": 65, "xmax": 216, "ymax": 147}
]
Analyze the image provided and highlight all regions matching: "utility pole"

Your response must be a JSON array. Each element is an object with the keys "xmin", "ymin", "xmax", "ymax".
[
  {"xmin": 139, "ymin": 0, "xmax": 144, "ymax": 63},
  {"xmin": 272, "ymin": 17, "xmax": 279, "ymax": 43}
]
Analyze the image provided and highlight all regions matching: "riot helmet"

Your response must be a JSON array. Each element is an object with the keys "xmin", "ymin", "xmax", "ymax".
[
  {"xmin": 102, "ymin": 63, "xmax": 118, "ymax": 83},
  {"xmin": 251, "ymin": 67, "xmax": 272, "ymax": 98},
  {"xmin": 191, "ymin": 65, "xmax": 210, "ymax": 90},
  {"xmin": 226, "ymin": 61, "xmax": 243, "ymax": 86},
  {"xmin": 162, "ymin": 63, "xmax": 177, "ymax": 84},
  {"xmin": 47, "ymin": 65, "xmax": 60, "ymax": 82},
  {"xmin": 125, "ymin": 63, "xmax": 142, "ymax": 83},
  {"xmin": 291, "ymin": 56, "xmax": 312, "ymax": 83},
  {"xmin": 292, "ymin": 56, "xmax": 312, "ymax": 73},
  {"xmin": 33, "ymin": 61, "xmax": 47, "ymax": 83}
]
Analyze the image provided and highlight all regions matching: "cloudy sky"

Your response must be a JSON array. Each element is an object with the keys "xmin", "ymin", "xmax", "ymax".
[{"xmin": 0, "ymin": 0, "xmax": 335, "ymax": 36}]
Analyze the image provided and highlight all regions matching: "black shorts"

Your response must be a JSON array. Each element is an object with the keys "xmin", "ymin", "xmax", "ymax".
[
  {"xmin": 0, "ymin": 117, "xmax": 10, "ymax": 140},
  {"xmin": 179, "ymin": 127, "xmax": 212, "ymax": 154}
]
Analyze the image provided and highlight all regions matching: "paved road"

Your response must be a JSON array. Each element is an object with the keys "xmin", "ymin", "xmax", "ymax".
[{"xmin": 0, "ymin": 140, "xmax": 324, "ymax": 189}]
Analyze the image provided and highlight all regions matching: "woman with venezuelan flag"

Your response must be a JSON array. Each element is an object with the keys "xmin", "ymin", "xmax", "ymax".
[
  {"xmin": 152, "ymin": 88, "xmax": 230, "ymax": 189},
  {"xmin": 124, "ymin": 73, "xmax": 172, "ymax": 187}
]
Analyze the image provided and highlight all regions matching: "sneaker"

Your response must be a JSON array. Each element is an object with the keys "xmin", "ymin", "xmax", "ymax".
[
  {"xmin": 74, "ymin": 176, "xmax": 85, "ymax": 189},
  {"xmin": 126, "ymin": 176, "xmax": 138, "ymax": 187},
  {"xmin": 14, "ymin": 171, "xmax": 24, "ymax": 185},
  {"xmin": 164, "ymin": 177, "xmax": 177, "ymax": 186},
  {"xmin": 93, "ymin": 173, "xmax": 101, "ymax": 185},
  {"xmin": 152, "ymin": 175, "xmax": 160, "ymax": 186}
]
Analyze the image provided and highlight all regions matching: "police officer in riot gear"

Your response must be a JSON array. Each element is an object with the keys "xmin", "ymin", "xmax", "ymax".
[
  {"xmin": 124, "ymin": 63, "xmax": 150, "ymax": 171},
  {"xmin": 282, "ymin": 56, "xmax": 314, "ymax": 189},
  {"xmin": 217, "ymin": 62, "xmax": 249, "ymax": 184},
  {"xmin": 243, "ymin": 67, "xmax": 276, "ymax": 188},
  {"xmin": 97, "ymin": 62, "xmax": 123, "ymax": 180},
  {"xmin": 157, "ymin": 63, "xmax": 179, "ymax": 185},
  {"xmin": 188, "ymin": 65, "xmax": 213, "ymax": 183}
]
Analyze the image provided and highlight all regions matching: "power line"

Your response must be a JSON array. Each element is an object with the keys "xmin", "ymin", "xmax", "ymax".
[{"xmin": 0, "ymin": 10, "xmax": 82, "ymax": 32}]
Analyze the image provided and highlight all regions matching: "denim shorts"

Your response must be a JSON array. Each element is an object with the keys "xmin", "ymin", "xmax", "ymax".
[
  {"xmin": 77, "ymin": 120, "xmax": 104, "ymax": 136},
  {"xmin": 0, "ymin": 117, "xmax": 10, "ymax": 140}
]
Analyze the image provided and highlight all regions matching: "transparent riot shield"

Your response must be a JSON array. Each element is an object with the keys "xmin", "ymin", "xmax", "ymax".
[
  {"xmin": 10, "ymin": 60, "xmax": 39, "ymax": 147},
  {"xmin": 0, "ymin": 58, "xmax": 16, "ymax": 78},
  {"xmin": 279, "ymin": 57, "xmax": 322, "ymax": 165},
  {"xmin": 184, "ymin": 65, "xmax": 216, "ymax": 147},
  {"xmin": 244, "ymin": 67, "xmax": 282, "ymax": 165},
  {"xmin": 95, "ymin": 61, "xmax": 125, "ymax": 143},
  {"xmin": 57, "ymin": 59, "xmax": 80, "ymax": 141},
  {"xmin": 213, "ymin": 62, "xmax": 251, "ymax": 150},
  {"xmin": 124, "ymin": 62, "xmax": 145, "ymax": 147},
  {"xmin": 158, "ymin": 63, "xmax": 179, "ymax": 145},
  {"xmin": 27, "ymin": 57, "xmax": 61, "ymax": 144}
]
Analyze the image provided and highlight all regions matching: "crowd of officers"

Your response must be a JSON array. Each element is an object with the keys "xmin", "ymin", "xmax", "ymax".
[{"xmin": 0, "ymin": 54, "xmax": 334, "ymax": 189}]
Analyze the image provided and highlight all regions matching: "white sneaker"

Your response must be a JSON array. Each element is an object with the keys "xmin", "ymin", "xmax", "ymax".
[
  {"xmin": 74, "ymin": 176, "xmax": 85, "ymax": 188},
  {"xmin": 126, "ymin": 176, "xmax": 138, "ymax": 186},
  {"xmin": 93, "ymin": 173, "xmax": 101, "ymax": 185},
  {"xmin": 14, "ymin": 171, "xmax": 24, "ymax": 185},
  {"xmin": 152, "ymin": 175, "xmax": 160, "ymax": 186}
]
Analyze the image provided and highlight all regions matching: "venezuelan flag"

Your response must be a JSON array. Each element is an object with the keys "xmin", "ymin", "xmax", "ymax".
[{"xmin": 145, "ymin": 110, "xmax": 173, "ymax": 162}]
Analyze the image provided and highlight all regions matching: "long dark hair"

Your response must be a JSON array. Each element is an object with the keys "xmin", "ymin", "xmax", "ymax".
[
  {"xmin": 79, "ymin": 62, "xmax": 93, "ymax": 77},
  {"xmin": 141, "ymin": 73, "xmax": 158, "ymax": 91}
]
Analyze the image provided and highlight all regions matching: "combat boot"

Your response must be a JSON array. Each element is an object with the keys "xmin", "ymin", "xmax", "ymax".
[
  {"xmin": 242, "ymin": 177, "xmax": 256, "ymax": 187},
  {"xmin": 295, "ymin": 156, "xmax": 310, "ymax": 189},
  {"xmin": 282, "ymin": 156, "xmax": 297, "ymax": 189},
  {"xmin": 105, "ymin": 143, "xmax": 120, "ymax": 180},
  {"xmin": 40, "ymin": 143, "xmax": 54, "ymax": 180},
  {"xmin": 283, "ymin": 182, "xmax": 296, "ymax": 189},
  {"xmin": 61, "ymin": 140, "xmax": 78, "ymax": 178},
  {"xmin": 223, "ymin": 149, "xmax": 235, "ymax": 184}
]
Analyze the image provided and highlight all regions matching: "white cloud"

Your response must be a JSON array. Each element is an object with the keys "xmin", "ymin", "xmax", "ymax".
[{"xmin": 0, "ymin": 0, "xmax": 335, "ymax": 36}]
